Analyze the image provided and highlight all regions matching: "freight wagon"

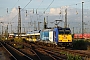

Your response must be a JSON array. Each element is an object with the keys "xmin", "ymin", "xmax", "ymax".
[{"xmin": 74, "ymin": 33, "xmax": 90, "ymax": 39}]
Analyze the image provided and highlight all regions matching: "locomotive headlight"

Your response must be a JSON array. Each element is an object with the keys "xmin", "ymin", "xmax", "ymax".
[
  {"xmin": 59, "ymin": 40, "xmax": 62, "ymax": 42},
  {"xmin": 68, "ymin": 40, "xmax": 71, "ymax": 42},
  {"xmin": 68, "ymin": 40, "xmax": 70, "ymax": 41}
]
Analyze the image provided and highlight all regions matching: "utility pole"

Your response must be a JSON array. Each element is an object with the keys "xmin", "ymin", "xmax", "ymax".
[
  {"xmin": 64, "ymin": 8, "xmax": 67, "ymax": 28},
  {"xmin": 11, "ymin": 24, "xmax": 12, "ymax": 33},
  {"xmin": 18, "ymin": 6, "xmax": 21, "ymax": 38},
  {"xmin": 47, "ymin": 16, "xmax": 48, "ymax": 28},
  {"xmin": 38, "ymin": 22, "xmax": 40, "ymax": 30},
  {"xmin": 44, "ymin": 17, "xmax": 47, "ymax": 29},
  {"xmin": 38, "ymin": 22, "xmax": 42, "ymax": 30},
  {"xmin": 24, "ymin": 27, "xmax": 25, "ymax": 33},
  {"xmin": 73, "ymin": 27, "xmax": 74, "ymax": 34},
  {"xmin": 34, "ymin": 21, "xmax": 37, "ymax": 31},
  {"xmin": 82, "ymin": 2, "xmax": 84, "ymax": 38},
  {"xmin": 2, "ymin": 26, "xmax": 3, "ymax": 35},
  {"xmin": 6, "ymin": 25, "xmax": 8, "ymax": 40}
]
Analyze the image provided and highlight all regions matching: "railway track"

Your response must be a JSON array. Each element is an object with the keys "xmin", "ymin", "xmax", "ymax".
[
  {"xmin": 20, "ymin": 42, "xmax": 54, "ymax": 60},
  {"xmin": 0, "ymin": 42, "xmax": 33, "ymax": 60},
  {"xmin": 31, "ymin": 43, "xmax": 67, "ymax": 60},
  {"xmin": 42, "ymin": 45, "xmax": 90, "ymax": 59},
  {"xmin": 41, "ymin": 41, "xmax": 90, "ymax": 57},
  {"xmin": 8, "ymin": 41, "xmax": 54, "ymax": 60},
  {"xmin": 30, "ymin": 42, "xmax": 90, "ymax": 59},
  {"xmin": 63, "ymin": 49, "xmax": 90, "ymax": 58},
  {"xmin": 22, "ymin": 42, "xmax": 67, "ymax": 60},
  {"xmin": 9, "ymin": 41, "xmax": 67, "ymax": 60},
  {"xmin": 6, "ymin": 40, "xmax": 90, "ymax": 60},
  {"xmin": 51, "ymin": 46, "xmax": 90, "ymax": 58}
]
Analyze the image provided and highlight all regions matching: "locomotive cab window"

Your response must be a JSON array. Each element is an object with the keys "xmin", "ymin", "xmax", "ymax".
[
  {"xmin": 65, "ymin": 30, "xmax": 71, "ymax": 34},
  {"xmin": 58, "ymin": 30, "xmax": 64, "ymax": 34},
  {"xmin": 58, "ymin": 28, "xmax": 71, "ymax": 34},
  {"xmin": 65, "ymin": 28, "xmax": 71, "ymax": 34}
]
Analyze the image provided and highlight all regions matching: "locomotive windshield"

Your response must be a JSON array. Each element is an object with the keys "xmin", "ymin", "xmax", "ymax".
[
  {"xmin": 65, "ymin": 30, "xmax": 71, "ymax": 34},
  {"xmin": 59, "ymin": 30, "xmax": 64, "ymax": 34},
  {"xmin": 58, "ymin": 28, "xmax": 71, "ymax": 34}
]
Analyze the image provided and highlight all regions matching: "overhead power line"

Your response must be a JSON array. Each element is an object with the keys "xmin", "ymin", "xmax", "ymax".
[
  {"xmin": 12, "ymin": 0, "xmax": 19, "ymax": 9},
  {"xmin": 35, "ymin": 0, "xmax": 44, "ymax": 14},
  {"xmin": 10, "ymin": 0, "xmax": 32, "ymax": 22},
  {"xmin": 8, "ymin": 0, "xmax": 19, "ymax": 13},
  {"xmin": 22, "ymin": 0, "xmax": 32, "ymax": 10},
  {"xmin": 36, "ymin": 0, "xmax": 44, "ymax": 10},
  {"xmin": 43, "ymin": 0, "xmax": 54, "ymax": 14}
]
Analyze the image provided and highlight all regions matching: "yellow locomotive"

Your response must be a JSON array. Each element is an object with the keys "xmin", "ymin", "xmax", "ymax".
[{"xmin": 57, "ymin": 28, "xmax": 72, "ymax": 47}]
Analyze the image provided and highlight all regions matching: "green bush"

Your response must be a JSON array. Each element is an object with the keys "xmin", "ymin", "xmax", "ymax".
[
  {"xmin": 72, "ymin": 40, "xmax": 87, "ymax": 50},
  {"xmin": 86, "ymin": 41, "xmax": 90, "ymax": 50},
  {"xmin": 67, "ymin": 54, "xmax": 82, "ymax": 60},
  {"xmin": 60, "ymin": 51, "xmax": 82, "ymax": 60}
]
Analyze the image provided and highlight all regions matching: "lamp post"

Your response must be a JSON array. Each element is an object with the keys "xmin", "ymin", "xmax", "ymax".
[{"xmin": 82, "ymin": 2, "xmax": 84, "ymax": 38}]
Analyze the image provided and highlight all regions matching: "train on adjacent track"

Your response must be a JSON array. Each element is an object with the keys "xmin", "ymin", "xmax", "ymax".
[
  {"xmin": 26, "ymin": 27, "xmax": 72, "ymax": 47},
  {"xmin": 74, "ymin": 33, "xmax": 90, "ymax": 39},
  {"xmin": 7, "ymin": 27, "xmax": 72, "ymax": 47}
]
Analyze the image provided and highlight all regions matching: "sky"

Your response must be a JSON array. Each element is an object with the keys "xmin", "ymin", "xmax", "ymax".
[
  {"xmin": 0, "ymin": 0, "xmax": 90, "ymax": 16},
  {"xmin": 0, "ymin": 0, "xmax": 90, "ymax": 33}
]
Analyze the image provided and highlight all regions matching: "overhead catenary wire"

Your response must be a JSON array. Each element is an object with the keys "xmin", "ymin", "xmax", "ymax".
[
  {"xmin": 43, "ymin": 0, "xmax": 54, "ymax": 14},
  {"xmin": 12, "ymin": 0, "xmax": 19, "ymax": 9},
  {"xmin": 7, "ymin": 0, "xmax": 19, "ymax": 14},
  {"xmin": 35, "ymin": 0, "xmax": 44, "ymax": 14},
  {"xmin": 0, "ymin": 0, "xmax": 20, "ymax": 25},
  {"xmin": 21, "ymin": 0, "xmax": 32, "ymax": 10},
  {"xmin": 10, "ymin": 0, "xmax": 32, "ymax": 22},
  {"xmin": 2, "ymin": 0, "xmax": 90, "ymax": 22},
  {"xmin": 0, "ymin": 0, "xmax": 19, "ymax": 18},
  {"xmin": 36, "ymin": 0, "xmax": 44, "ymax": 10},
  {"xmin": 44, "ymin": 0, "xmax": 90, "ymax": 9}
]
